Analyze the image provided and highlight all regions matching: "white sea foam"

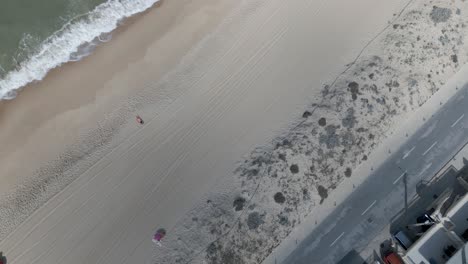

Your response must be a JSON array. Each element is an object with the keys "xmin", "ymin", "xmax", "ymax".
[{"xmin": 0, "ymin": 0, "xmax": 159, "ymax": 100}]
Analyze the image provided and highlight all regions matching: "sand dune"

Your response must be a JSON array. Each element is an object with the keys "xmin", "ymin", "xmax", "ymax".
[{"xmin": 0, "ymin": 0, "xmax": 467, "ymax": 263}]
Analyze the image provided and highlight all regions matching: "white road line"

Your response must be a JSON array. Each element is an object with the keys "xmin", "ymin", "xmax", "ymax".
[
  {"xmin": 361, "ymin": 200, "xmax": 377, "ymax": 216},
  {"xmin": 329, "ymin": 232, "xmax": 345, "ymax": 247},
  {"xmin": 393, "ymin": 171, "xmax": 407, "ymax": 185},
  {"xmin": 417, "ymin": 162, "xmax": 433, "ymax": 177},
  {"xmin": 422, "ymin": 141, "xmax": 437, "ymax": 156},
  {"xmin": 402, "ymin": 147, "xmax": 415, "ymax": 160},
  {"xmin": 451, "ymin": 114, "xmax": 464, "ymax": 128}
]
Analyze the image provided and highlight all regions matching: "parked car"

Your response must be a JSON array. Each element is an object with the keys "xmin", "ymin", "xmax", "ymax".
[
  {"xmin": 393, "ymin": 230, "xmax": 413, "ymax": 250},
  {"xmin": 384, "ymin": 252, "xmax": 403, "ymax": 264}
]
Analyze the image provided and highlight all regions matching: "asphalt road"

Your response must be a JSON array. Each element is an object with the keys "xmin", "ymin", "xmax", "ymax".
[{"xmin": 283, "ymin": 84, "xmax": 468, "ymax": 264}]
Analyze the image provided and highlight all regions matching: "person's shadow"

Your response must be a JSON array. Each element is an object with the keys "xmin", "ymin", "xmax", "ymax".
[{"xmin": 0, "ymin": 252, "xmax": 7, "ymax": 264}]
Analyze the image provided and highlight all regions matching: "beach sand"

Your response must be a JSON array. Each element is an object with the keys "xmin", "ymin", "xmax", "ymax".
[
  {"xmin": 1, "ymin": 0, "xmax": 467, "ymax": 263},
  {"xmin": 0, "ymin": 0, "xmax": 240, "ymax": 260},
  {"xmin": 0, "ymin": 0, "xmax": 236, "ymax": 194}
]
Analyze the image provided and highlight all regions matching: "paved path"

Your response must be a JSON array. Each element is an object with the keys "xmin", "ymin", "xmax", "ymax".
[{"xmin": 284, "ymin": 85, "xmax": 468, "ymax": 264}]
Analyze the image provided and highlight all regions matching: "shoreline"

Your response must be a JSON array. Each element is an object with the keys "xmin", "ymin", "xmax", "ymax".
[
  {"xmin": 0, "ymin": 0, "xmax": 161, "ymax": 100},
  {"xmin": 0, "ymin": 0, "xmax": 238, "ymax": 238},
  {"xmin": 0, "ymin": 0, "xmax": 236, "ymax": 194}
]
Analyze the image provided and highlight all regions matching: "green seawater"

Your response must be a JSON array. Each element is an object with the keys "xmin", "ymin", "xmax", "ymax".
[{"xmin": 0, "ymin": 0, "xmax": 106, "ymax": 76}]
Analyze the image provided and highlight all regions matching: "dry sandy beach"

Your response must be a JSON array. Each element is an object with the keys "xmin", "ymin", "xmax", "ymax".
[{"xmin": 0, "ymin": 0, "xmax": 467, "ymax": 263}]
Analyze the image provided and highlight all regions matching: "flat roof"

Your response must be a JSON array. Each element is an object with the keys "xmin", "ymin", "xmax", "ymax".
[
  {"xmin": 406, "ymin": 224, "xmax": 460, "ymax": 264},
  {"xmin": 445, "ymin": 194, "xmax": 468, "ymax": 238},
  {"xmin": 446, "ymin": 242, "xmax": 468, "ymax": 264},
  {"xmin": 405, "ymin": 193, "xmax": 468, "ymax": 264}
]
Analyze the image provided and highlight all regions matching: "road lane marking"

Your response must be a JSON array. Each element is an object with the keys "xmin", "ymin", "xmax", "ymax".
[
  {"xmin": 451, "ymin": 114, "xmax": 464, "ymax": 128},
  {"xmin": 422, "ymin": 141, "xmax": 437, "ymax": 156},
  {"xmin": 329, "ymin": 232, "xmax": 345, "ymax": 247},
  {"xmin": 393, "ymin": 171, "xmax": 407, "ymax": 185},
  {"xmin": 361, "ymin": 200, "xmax": 377, "ymax": 216},
  {"xmin": 402, "ymin": 147, "xmax": 415, "ymax": 160},
  {"xmin": 417, "ymin": 162, "xmax": 432, "ymax": 177}
]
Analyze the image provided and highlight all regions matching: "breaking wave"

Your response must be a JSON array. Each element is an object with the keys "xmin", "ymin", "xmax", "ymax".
[{"xmin": 0, "ymin": 0, "xmax": 159, "ymax": 100}]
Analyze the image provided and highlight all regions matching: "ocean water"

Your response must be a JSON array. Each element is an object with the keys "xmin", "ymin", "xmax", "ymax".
[{"xmin": 0, "ymin": 0, "xmax": 159, "ymax": 100}]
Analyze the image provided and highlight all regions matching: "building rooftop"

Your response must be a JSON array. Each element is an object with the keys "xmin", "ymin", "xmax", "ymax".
[
  {"xmin": 406, "ymin": 224, "xmax": 460, "ymax": 264},
  {"xmin": 446, "ymin": 242, "xmax": 468, "ymax": 264},
  {"xmin": 404, "ymin": 193, "xmax": 468, "ymax": 264},
  {"xmin": 445, "ymin": 194, "xmax": 468, "ymax": 240}
]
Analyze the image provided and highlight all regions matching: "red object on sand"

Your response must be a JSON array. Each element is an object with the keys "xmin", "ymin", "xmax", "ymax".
[
  {"xmin": 152, "ymin": 229, "xmax": 166, "ymax": 244},
  {"xmin": 153, "ymin": 233, "xmax": 164, "ymax": 241}
]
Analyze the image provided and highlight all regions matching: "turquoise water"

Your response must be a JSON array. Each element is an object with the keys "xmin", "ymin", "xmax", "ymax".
[{"xmin": 0, "ymin": 0, "xmax": 159, "ymax": 99}]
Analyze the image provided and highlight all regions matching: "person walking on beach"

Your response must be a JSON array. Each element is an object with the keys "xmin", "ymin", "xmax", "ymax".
[{"xmin": 136, "ymin": 115, "xmax": 144, "ymax": 124}]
